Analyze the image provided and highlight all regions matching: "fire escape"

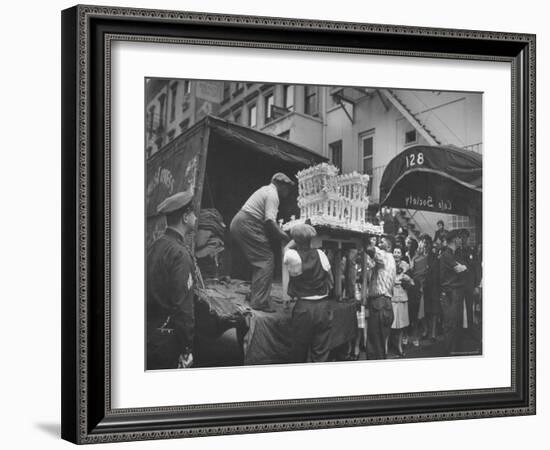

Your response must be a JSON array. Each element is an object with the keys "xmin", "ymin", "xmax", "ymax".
[{"xmin": 378, "ymin": 89, "xmax": 443, "ymax": 238}]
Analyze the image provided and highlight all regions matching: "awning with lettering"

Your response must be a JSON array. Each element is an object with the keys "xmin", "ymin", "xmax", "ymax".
[{"xmin": 379, "ymin": 144, "xmax": 482, "ymax": 216}]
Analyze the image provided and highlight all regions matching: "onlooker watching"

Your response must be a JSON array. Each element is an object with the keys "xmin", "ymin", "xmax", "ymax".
[
  {"xmin": 403, "ymin": 236, "xmax": 419, "ymax": 345},
  {"xmin": 439, "ymin": 229, "xmax": 468, "ymax": 356},
  {"xmin": 390, "ymin": 246, "xmax": 412, "ymax": 356},
  {"xmin": 365, "ymin": 235, "xmax": 397, "ymax": 359},
  {"xmin": 410, "ymin": 237, "xmax": 431, "ymax": 346},
  {"xmin": 433, "ymin": 220, "xmax": 447, "ymax": 249},
  {"xmin": 455, "ymin": 229, "xmax": 477, "ymax": 330},
  {"xmin": 418, "ymin": 234, "xmax": 441, "ymax": 341}
]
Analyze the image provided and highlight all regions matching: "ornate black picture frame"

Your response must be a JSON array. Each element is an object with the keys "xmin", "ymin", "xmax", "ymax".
[{"xmin": 61, "ymin": 4, "xmax": 536, "ymax": 444}]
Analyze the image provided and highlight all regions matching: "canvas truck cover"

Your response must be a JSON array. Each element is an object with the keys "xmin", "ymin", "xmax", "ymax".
[
  {"xmin": 146, "ymin": 123, "xmax": 207, "ymax": 248},
  {"xmin": 146, "ymin": 116, "xmax": 327, "ymax": 248}
]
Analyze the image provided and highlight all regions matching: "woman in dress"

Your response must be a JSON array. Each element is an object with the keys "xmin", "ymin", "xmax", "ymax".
[{"xmin": 389, "ymin": 246, "xmax": 413, "ymax": 357}]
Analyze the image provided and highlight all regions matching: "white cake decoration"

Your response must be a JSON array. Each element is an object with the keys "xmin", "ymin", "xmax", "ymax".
[{"xmin": 283, "ymin": 163, "xmax": 383, "ymax": 234}]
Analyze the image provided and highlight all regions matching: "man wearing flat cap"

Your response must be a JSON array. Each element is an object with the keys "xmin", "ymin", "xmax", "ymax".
[
  {"xmin": 230, "ymin": 173, "xmax": 293, "ymax": 312},
  {"xmin": 147, "ymin": 188, "xmax": 197, "ymax": 370},
  {"xmin": 439, "ymin": 229, "xmax": 468, "ymax": 355},
  {"xmin": 283, "ymin": 223, "xmax": 334, "ymax": 363}
]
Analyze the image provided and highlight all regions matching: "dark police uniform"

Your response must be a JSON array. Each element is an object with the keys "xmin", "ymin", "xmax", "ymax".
[
  {"xmin": 439, "ymin": 246, "xmax": 466, "ymax": 355},
  {"xmin": 147, "ymin": 227, "xmax": 196, "ymax": 370},
  {"xmin": 455, "ymin": 244, "xmax": 477, "ymax": 329}
]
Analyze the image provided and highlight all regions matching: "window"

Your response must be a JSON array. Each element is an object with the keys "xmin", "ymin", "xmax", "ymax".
[
  {"xmin": 234, "ymin": 82, "xmax": 244, "ymax": 94},
  {"xmin": 158, "ymin": 93, "xmax": 166, "ymax": 129},
  {"xmin": 304, "ymin": 85, "xmax": 319, "ymax": 116},
  {"xmin": 167, "ymin": 129, "xmax": 176, "ymax": 141},
  {"xmin": 329, "ymin": 140, "xmax": 343, "ymax": 171},
  {"xmin": 360, "ymin": 132, "xmax": 374, "ymax": 193},
  {"xmin": 147, "ymin": 105, "xmax": 155, "ymax": 139},
  {"xmin": 284, "ymin": 85, "xmax": 294, "ymax": 111},
  {"xmin": 179, "ymin": 118, "xmax": 190, "ymax": 133},
  {"xmin": 328, "ymin": 87, "xmax": 341, "ymax": 109},
  {"xmin": 405, "ymin": 129, "xmax": 417, "ymax": 145},
  {"xmin": 248, "ymin": 103, "xmax": 257, "ymax": 127},
  {"xmin": 169, "ymin": 83, "xmax": 178, "ymax": 122},
  {"xmin": 184, "ymin": 80, "xmax": 191, "ymax": 94},
  {"xmin": 233, "ymin": 110, "xmax": 242, "ymax": 124},
  {"xmin": 451, "ymin": 215, "xmax": 477, "ymax": 244},
  {"xmin": 264, "ymin": 93, "xmax": 274, "ymax": 123},
  {"xmin": 223, "ymin": 82, "xmax": 231, "ymax": 102}
]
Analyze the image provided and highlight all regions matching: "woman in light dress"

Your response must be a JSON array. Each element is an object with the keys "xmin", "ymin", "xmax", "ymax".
[{"xmin": 387, "ymin": 246, "xmax": 413, "ymax": 357}]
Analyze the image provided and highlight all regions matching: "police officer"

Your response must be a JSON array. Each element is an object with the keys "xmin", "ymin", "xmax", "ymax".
[
  {"xmin": 147, "ymin": 189, "xmax": 197, "ymax": 370},
  {"xmin": 439, "ymin": 229, "xmax": 468, "ymax": 355},
  {"xmin": 455, "ymin": 229, "xmax": 477, "ymax": 330}
]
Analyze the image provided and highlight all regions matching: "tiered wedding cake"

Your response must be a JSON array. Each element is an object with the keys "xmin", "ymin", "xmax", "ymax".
[{"xmin": 283, "ymin": 163, "xmax": 383, "ymax": 234}]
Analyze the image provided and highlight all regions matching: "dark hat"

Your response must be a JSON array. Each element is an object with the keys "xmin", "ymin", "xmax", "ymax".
[
  {"xmin": 271, "ymin": 172, "xmax": 295, "ymax": 185},
  {"xmin": 446, "ymin": 229, "xmax": 461, "ymax": 242},
  {"xmin": 156, "ymin": 188, "xmax": 194, "ymax": 215}
]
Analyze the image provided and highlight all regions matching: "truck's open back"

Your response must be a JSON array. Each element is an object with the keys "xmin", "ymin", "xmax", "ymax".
[{"xmin": 146, "ymin": 115, "xmax": 327, "ymax": 279}]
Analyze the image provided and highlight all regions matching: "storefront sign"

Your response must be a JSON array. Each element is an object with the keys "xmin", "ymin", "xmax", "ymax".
[{"xmin": 404, "ymin": 194, "xmax": 453, "ymax": 212}]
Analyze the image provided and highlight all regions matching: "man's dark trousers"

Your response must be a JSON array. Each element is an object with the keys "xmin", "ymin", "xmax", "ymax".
[
  {"xmin": 440, "ymin": 288, "xmax": 465, "ymax": 355},
  {"xmin": 290, "ymin": 298, "xmax": 333, "ymax": 363},
  {"xmin": 366, "ymin": 295, "xmax": 394, "ymax": 359}
]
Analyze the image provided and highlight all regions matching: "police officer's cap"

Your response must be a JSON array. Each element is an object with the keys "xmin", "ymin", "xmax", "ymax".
[
  {"xmin": 271, "ymin": 172, "xmax": 295, "ymax": 185},
  {"xmin": 157, "ymin": 188, "xmax": 194, "ymax": 215}
]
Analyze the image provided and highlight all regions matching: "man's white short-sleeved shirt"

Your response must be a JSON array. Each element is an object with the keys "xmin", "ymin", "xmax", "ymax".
[{"xmin": 241, "ymin": 184, "xmax": 279, "ymax": 221}]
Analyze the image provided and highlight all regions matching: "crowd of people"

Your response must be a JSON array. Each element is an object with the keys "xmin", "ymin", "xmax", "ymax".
[
  {"xmin": 279, "ymin": 215, "xmax": 482, "ymax": 363},
  {"xmin": 358, "ymin": 219, "xmax": 482, "ymax": 360}
]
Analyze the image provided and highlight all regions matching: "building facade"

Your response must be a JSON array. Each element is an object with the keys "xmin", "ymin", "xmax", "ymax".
[{"xmin": 146, "ymin": 79, "xmax": 482, "ymax": 241}]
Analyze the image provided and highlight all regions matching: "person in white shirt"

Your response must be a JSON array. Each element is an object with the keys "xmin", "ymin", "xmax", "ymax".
[
  {"xmin": 283, "ymin": 223, "xmax": 334, "ymax": 363},
  {"xmin": 230, "ymin": 173, "xmax": 293, "ymax": 312},
  {"xmin": 365, "ymin": 235, "xmax": 397, "ymax": 359}
]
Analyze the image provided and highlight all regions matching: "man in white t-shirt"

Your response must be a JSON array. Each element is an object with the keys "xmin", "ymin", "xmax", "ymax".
[
  {"xmin": 283, "ymin": 223, "xmax": 334, "ymax": 363},
  {"xmin": 230, "ymin": 173, "xmax": 293, "ymax": 312}
]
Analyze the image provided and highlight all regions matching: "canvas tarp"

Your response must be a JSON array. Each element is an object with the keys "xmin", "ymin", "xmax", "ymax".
[{"xmin": 146, "ymin": 115, "xmax": 327, "ymax": 247}]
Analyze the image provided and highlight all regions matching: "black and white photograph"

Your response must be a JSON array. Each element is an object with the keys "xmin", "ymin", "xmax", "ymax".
[
  {"xmin": 1, "ymin": 0, "xmax": 543, "ymax": 446},
  {"xmin": 145, "ymin": 79, "xmax": 483, "ymax": 370}
]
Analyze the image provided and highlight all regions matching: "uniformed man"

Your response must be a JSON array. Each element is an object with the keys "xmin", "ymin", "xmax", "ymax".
[
  {"xmin": 455, "ymin": 228, "xmax": 476, "ymax": 330},
  {"xmin": 147, "ymin": 189, "xmax": 197, "ymax": 370},
  {"xmin": 439, "ymin": 229, "xmax": 468, "ymax": 355},
  {"xmin": 230, "ymin": 173, "xmax": 293, "ymax": 312}
]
